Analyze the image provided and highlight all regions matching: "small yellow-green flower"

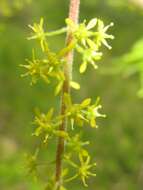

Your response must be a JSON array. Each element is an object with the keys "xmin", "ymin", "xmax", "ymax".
[
  {"xmin": 67, "ymin": 134, "xmax": 89, "ymax": 156},
  {"xmin": 28, "ymin": 18, "xmax": 46, "ymax": 51},
  {"xmin": 20, "ymin": 51, "xmax": 43, "ymax": 84},
  {"xmin": 64, "ymin": 94, "xmax": 91, "ymax": 128},
  {"xmin": 65, "ymin": 154, "xmax": 96, "ymax": 187},
  {"xmin": 87, "ymin": 103, "xmax": 106, "ymax": 128},
  {"xmin": 95, "ymin": 19, "xmax": 114, "ymax": 49},
  {"xmin": 21, "ymin": 50, "xmax": 65, "ymax": 94},
  {"xmin": 33, "ymin": 108, "xmax": 66, "ymax": 144},
  {"xmin": 66, "ymin": 18, "xmax": 97, "ymax": 48},
  {"xmin": 76, "ymin": 45, "xmax": 102, "ymax": 73},
  {"xmin": 64, "ymin": 94, "xmax": 105, "ymax": 129},
  {"xmin": 25, "ymin": 148, "xmax": 39, "ymax": 177}
]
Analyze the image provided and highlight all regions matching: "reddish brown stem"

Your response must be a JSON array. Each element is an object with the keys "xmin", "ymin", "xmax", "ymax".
[{"xmin": 55, "ymin": 0, "xmax": 80, "ymax": 188}]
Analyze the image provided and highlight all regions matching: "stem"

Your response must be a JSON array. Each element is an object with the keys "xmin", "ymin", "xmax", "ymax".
[
  {"xmin": 55, "ymin": 0, "xmax": 80, "ymax": 188},
  {"xmin": 45, "ymin": 27, "xmax": 67, "ymax": 37}
]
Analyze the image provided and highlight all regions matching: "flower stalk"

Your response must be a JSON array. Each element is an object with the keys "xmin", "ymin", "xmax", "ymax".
[
  {"xmin": 22, "ymin": 0, "xmax": 114, "ymax": 189},
  {"xmin": 55, "ymin": 0, "xmax": 80, "ymax": 188}
]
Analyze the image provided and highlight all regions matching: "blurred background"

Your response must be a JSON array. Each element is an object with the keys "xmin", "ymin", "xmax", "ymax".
[{"xmin": 0, "ymin": 0, "xmax": 143, "ymax": 190}]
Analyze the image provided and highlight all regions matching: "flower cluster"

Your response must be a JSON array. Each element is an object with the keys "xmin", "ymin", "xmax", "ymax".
[
  {"xmin": 26, "ymin": 94, "xmax": 105, "ymax": 187},
  {"xmin": 21, "ymin": 18, "xmax": 114, "ymax": 91},
  {"xmin": 23, "ymin": 17, "xmax": 114, "ymax": 189},
  {"xmin": 33, "ymin": 108, "xmax": 68, "ymax": 144},
  {"xmin": 66, "ymin": 18, "xmax": 114, "ymax": 72},
  {"xmin": 31, "ymin": 95, "xmax": 105, "ymax": 145},
  {"xmin": 64, "ymin": 94, "xmax": 106, "ymax": 129},
  {"xmin": 21, "ymin": 48, "xmax": 65, "ymax": 95}
]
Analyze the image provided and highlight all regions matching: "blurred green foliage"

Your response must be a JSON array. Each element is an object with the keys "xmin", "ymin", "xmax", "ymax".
[
  {"xmin": 0, "ymin": 0, "xmax": 143, "ymax": 190},
  {"xmin": 107, "ymin": 38, "xmax": 143, "ymax": 98},
  {"xmin": 0, "ymin": 0, "xmax": 32, "ymax": 17}
]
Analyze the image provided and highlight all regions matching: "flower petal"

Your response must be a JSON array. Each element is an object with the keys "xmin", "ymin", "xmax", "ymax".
[{"xmin": 86, "ymin": 18, "xmax": 97, "ymax": 30}]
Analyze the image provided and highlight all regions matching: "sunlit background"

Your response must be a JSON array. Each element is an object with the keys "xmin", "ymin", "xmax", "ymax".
[{"xmin": 0, "ymin": 0, "xmax": 143, "ymax": 189}]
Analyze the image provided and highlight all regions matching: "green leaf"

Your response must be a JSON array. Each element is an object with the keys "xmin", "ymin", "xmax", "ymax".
[{"xmin": 70, "ymin": 81, "xmax": 80, "ymax": 90}]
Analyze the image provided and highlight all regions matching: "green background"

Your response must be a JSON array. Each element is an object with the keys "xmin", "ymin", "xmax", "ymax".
[{"xmin": 0, "ymin": 0, "xmax": 143, "ymax": 189}]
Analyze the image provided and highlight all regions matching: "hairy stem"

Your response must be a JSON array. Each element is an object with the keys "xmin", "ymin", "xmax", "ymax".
[{"xmin": 55, "ymin": 0, "xmax": 80, "ymax": 188}]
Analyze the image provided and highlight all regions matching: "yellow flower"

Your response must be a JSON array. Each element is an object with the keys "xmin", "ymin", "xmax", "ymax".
[
  {"xmin": 65, "ymin": 154, "xmax": 96, "ymax": 187},
  {"xmin": 87, "ymin": 101, "xmax": 106, "ymax": 128},
  {"xmin": 76, "ymin": 45, "xmax": 102, "ymax": 73},
  {"xmin": 66, "ymin": 18, "xmax": 97, "ymax": 48},
  {"xmin": 96, "ymin": 19, "xmax": 114, "ymax": 49},
  {"xmin": 28, "ymin": 18, "xmax": 46, "ymax": 51}
]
